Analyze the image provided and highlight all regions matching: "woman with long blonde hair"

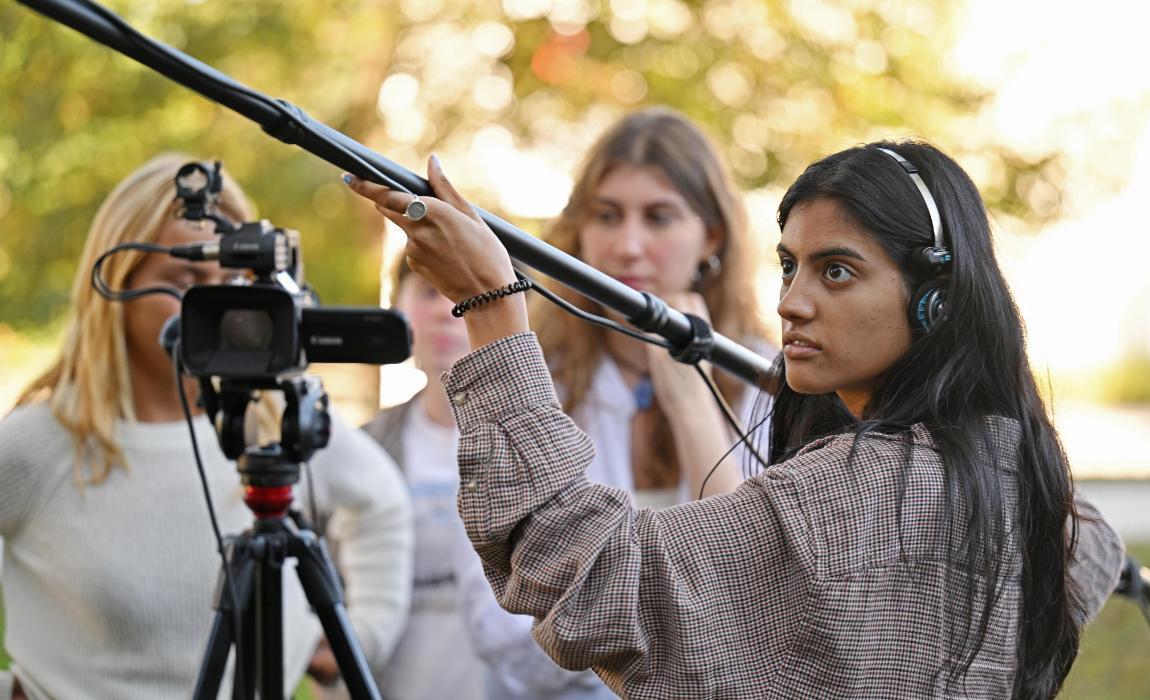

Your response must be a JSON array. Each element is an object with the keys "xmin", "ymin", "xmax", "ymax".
[
  {"xmin": 0, "ymin": 153, "xmax": 413, "ymax": 699},
  {"xmin": 16, "ymin": 154, "xmax": 255, "ymax": 480}
]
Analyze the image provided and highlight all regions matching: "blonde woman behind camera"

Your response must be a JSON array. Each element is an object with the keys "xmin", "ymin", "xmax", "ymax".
[{"xmin": 0, "ymin": 154, "xmax": 413, "ymax": 699}]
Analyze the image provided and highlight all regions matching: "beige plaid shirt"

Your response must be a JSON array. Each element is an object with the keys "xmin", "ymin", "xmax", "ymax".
[{"xmin": 443, "ymin": 333, "xmax": 1124, "ymax": 699}]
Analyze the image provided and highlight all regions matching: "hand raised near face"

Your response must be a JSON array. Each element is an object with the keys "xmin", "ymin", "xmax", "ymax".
[{"xmin": 644, "ymin": 291, "xmax": 716, "ymax": 410}]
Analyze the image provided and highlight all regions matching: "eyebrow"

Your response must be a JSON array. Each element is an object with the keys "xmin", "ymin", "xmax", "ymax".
[
  {"xmin": 592, "ymin": 195, "xmax": 687, "ymax": 210},
  {"xmin": 776, "ymin": 243, "xmax": 868, "ymax": 263}
]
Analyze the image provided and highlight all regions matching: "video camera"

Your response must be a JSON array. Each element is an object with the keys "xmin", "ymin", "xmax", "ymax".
[
  {"xmin": 171, "ymin": 160, "xmax": 410, "ymax": 380},
  {"xmin": 156, "ymin": 160, "xmax": 410, "ymax": 464}
]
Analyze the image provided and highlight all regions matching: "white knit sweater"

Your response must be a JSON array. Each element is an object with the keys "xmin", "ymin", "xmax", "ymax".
[{"xmin": 0, "ymin": 401, "xmax": 412, "ymax": 700}]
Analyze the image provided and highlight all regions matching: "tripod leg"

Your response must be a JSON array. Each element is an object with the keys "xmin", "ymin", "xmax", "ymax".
[
  {"xmin": 291, "ymin": 531, "xmax": 382, "ymax": 700},
  {"xmin": 193, "ymin": 541, "xmax": 257, "ymax": 700},
  {"xmin": 238, "ymin": 589, "xmax": 259, "ymax": 700},
  {"xmin": 257, "ymin": 550, "xmax": 285, "ymax": 699}
]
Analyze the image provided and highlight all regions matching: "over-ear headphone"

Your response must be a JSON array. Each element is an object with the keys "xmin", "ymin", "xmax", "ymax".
[{"xmin": 875, "ymin": 147, "xmax": 952, "ymax": 333}]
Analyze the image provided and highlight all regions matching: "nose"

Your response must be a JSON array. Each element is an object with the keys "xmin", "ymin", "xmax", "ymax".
[
  {"xmin": 777, "ymin": 276, "xmax": 816, "ymax": 324},
  {"xmin": 613, "ymin": 215, "xmax": 645, "ymax": 258}
]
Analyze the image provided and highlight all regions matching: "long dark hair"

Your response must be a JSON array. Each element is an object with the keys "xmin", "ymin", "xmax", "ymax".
[{"xmin": 764, "ymin": 141, "xmax": 1080, "ymax": 698}]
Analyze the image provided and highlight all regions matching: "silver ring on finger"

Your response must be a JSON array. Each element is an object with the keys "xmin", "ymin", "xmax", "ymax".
[{"xmin": 404, "ymin": 195, "xmax": 428, "ymax": 221}]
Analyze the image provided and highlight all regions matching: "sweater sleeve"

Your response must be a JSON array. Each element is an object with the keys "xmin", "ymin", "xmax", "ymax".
[
  {"xmin": 443, "ymin": 333, "xmax": 816, "ymax": 694},
  {"xmin": 306, "ymin": 411, "xmax": 414, "ymax": 669},
  {"xmin": 0, "ymin": 404, "xmax": 55, "ymax": 538}
]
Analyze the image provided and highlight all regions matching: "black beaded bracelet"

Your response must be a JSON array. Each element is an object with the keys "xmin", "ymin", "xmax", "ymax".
[{"xmin": 451, "ymin": 278, "xmax": 534, "ymax": 317}]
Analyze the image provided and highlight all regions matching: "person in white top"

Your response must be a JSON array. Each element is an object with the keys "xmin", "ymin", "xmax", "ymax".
[
  {"xmin": 362, "ymin": 262, "xmax": 636, "ymax": 700},
  {"xmin": 532, "ymin": 108, "xmax": 773, "ymax": 507},
  {"xmin": 362, "ymin": 259, "xmax": 487, "ymax": 699},
  {"xmin": 416, "ymin": 108, "xmax": 774, "ymax": 698},
  {"xmin": 0, "ymin": 153, "xmax": 413, "ymax": 700}
]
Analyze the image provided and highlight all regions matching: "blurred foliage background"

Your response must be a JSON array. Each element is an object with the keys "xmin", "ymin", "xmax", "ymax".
[
  {"xmin": 8, "ymin": 0, "xmax": 1149, "ymax": 419},
  {"xmin": 1, "ymin": 0, "xmax": 1149, "ymax": 695},
  {"xmin": 0, "ymin": 0, "xmax": 1091, "ymax": 331},
  {"xmin": 1, "ymin": 0, "xmax": 1147, "ymax": 431}
]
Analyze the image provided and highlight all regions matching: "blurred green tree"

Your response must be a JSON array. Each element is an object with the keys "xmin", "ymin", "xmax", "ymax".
[
  {"xmin": 1, "ymin": 0, "xmax": 1070, "ymax": 329},
  {"xmin": 0, "ymin": 0, "xmax": 405, "ymax": 327}
]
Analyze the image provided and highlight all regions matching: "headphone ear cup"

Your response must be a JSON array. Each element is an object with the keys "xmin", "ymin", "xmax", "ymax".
[{"xmin": 909, "ymin": 280, "xmax": 947, "ymax": 333}]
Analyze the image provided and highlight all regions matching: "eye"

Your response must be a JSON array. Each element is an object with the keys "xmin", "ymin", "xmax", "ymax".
[
  {"xmin": 592, "ymin": 208, "xmax": 621, "ymax": 226},
  {"xmin": 824, "ymin": 263, "xmax": 854, "ymax": 283},
  {"xmin": 779, "ymin": 258, "xmax": 795, "ymax": 278},
  {"xmin": 646, "ymin": 207, "xmax": 678, "ymax": 228}
]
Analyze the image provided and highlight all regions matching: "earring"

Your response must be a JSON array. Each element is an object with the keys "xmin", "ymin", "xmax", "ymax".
[{"xmin": 692, "ymin": 255, "xmax": 722, "ymax": 283}]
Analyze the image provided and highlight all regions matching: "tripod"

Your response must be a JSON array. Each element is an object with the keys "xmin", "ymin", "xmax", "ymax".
[{"xmin": 192, "ymin": 448, "xmax": 382, "ymax": 700}]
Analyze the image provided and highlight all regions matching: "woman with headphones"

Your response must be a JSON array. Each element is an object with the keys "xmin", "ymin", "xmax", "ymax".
[{"xmin": 345, "ymin": 140, "xmax": 1124, "ymax": 698}]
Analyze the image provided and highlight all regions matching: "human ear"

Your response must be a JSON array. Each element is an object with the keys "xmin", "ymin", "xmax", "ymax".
[{"xmin": 702, "ymin": 225, "xmax": 724, "ymax": 261}]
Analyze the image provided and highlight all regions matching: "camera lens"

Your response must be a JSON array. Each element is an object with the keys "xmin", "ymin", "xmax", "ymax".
[{"xmin": 219, "ymin": 309, "xmax": 275, "ymax": 350}]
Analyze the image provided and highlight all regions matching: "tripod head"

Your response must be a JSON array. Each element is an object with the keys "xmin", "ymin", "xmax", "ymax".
[{"xmin": 196, "ymin": 373, "xmax": 330, "ymax": 520}]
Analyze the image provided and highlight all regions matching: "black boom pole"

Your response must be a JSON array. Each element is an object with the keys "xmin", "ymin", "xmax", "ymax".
[{"xmin": 15, "ymin": 0, "xmax": 774, "ymax": 385}]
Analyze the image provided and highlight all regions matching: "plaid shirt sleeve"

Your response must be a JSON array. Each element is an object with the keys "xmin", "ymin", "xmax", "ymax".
[
  {"xmin": 444, "ymin": 333, "xmax": 821, "ymax": 696},
  {"xmin": 1070, "ymin": 489, "xmax": 1125, "ymax": 624},
  {"xmin": 442, "ymin": 333, "xmax": 1125, "ymax": 698}
]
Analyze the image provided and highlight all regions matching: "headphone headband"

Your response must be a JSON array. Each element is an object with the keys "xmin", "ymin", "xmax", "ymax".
[
  {"xmin": 875, "ymin": 147, "xmax": 947, "ymax": 257},
  {"xmin": 876, "ymin": 147, "xmax": 952, "ymax": 332}
]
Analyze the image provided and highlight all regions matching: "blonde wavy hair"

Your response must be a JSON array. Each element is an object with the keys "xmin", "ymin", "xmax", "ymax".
[
  {"xmin": 534, "ymin": 108, "xmax": 769, "ymax": 414},
  {"xmin": 16, "ymin": 153, "xmax": 255, "ymax": 485}
]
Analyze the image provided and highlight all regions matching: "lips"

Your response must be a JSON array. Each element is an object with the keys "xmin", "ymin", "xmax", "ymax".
[
  {"xmin": 615, "ymin": 276, "xmax": 649, "ymax": 290},
  {"xmin": 782, "ymin": 331, "xmax": 822, "ymax": 360}
]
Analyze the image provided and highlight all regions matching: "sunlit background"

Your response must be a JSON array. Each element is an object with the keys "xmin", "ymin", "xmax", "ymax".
[
  {"xmin": 2, "ymin": 0, "xmax": 1149, "ymax": 692},
  {"xmin": 3, "ymin": 0, "xmax": 1149, "ymax": 482}
]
